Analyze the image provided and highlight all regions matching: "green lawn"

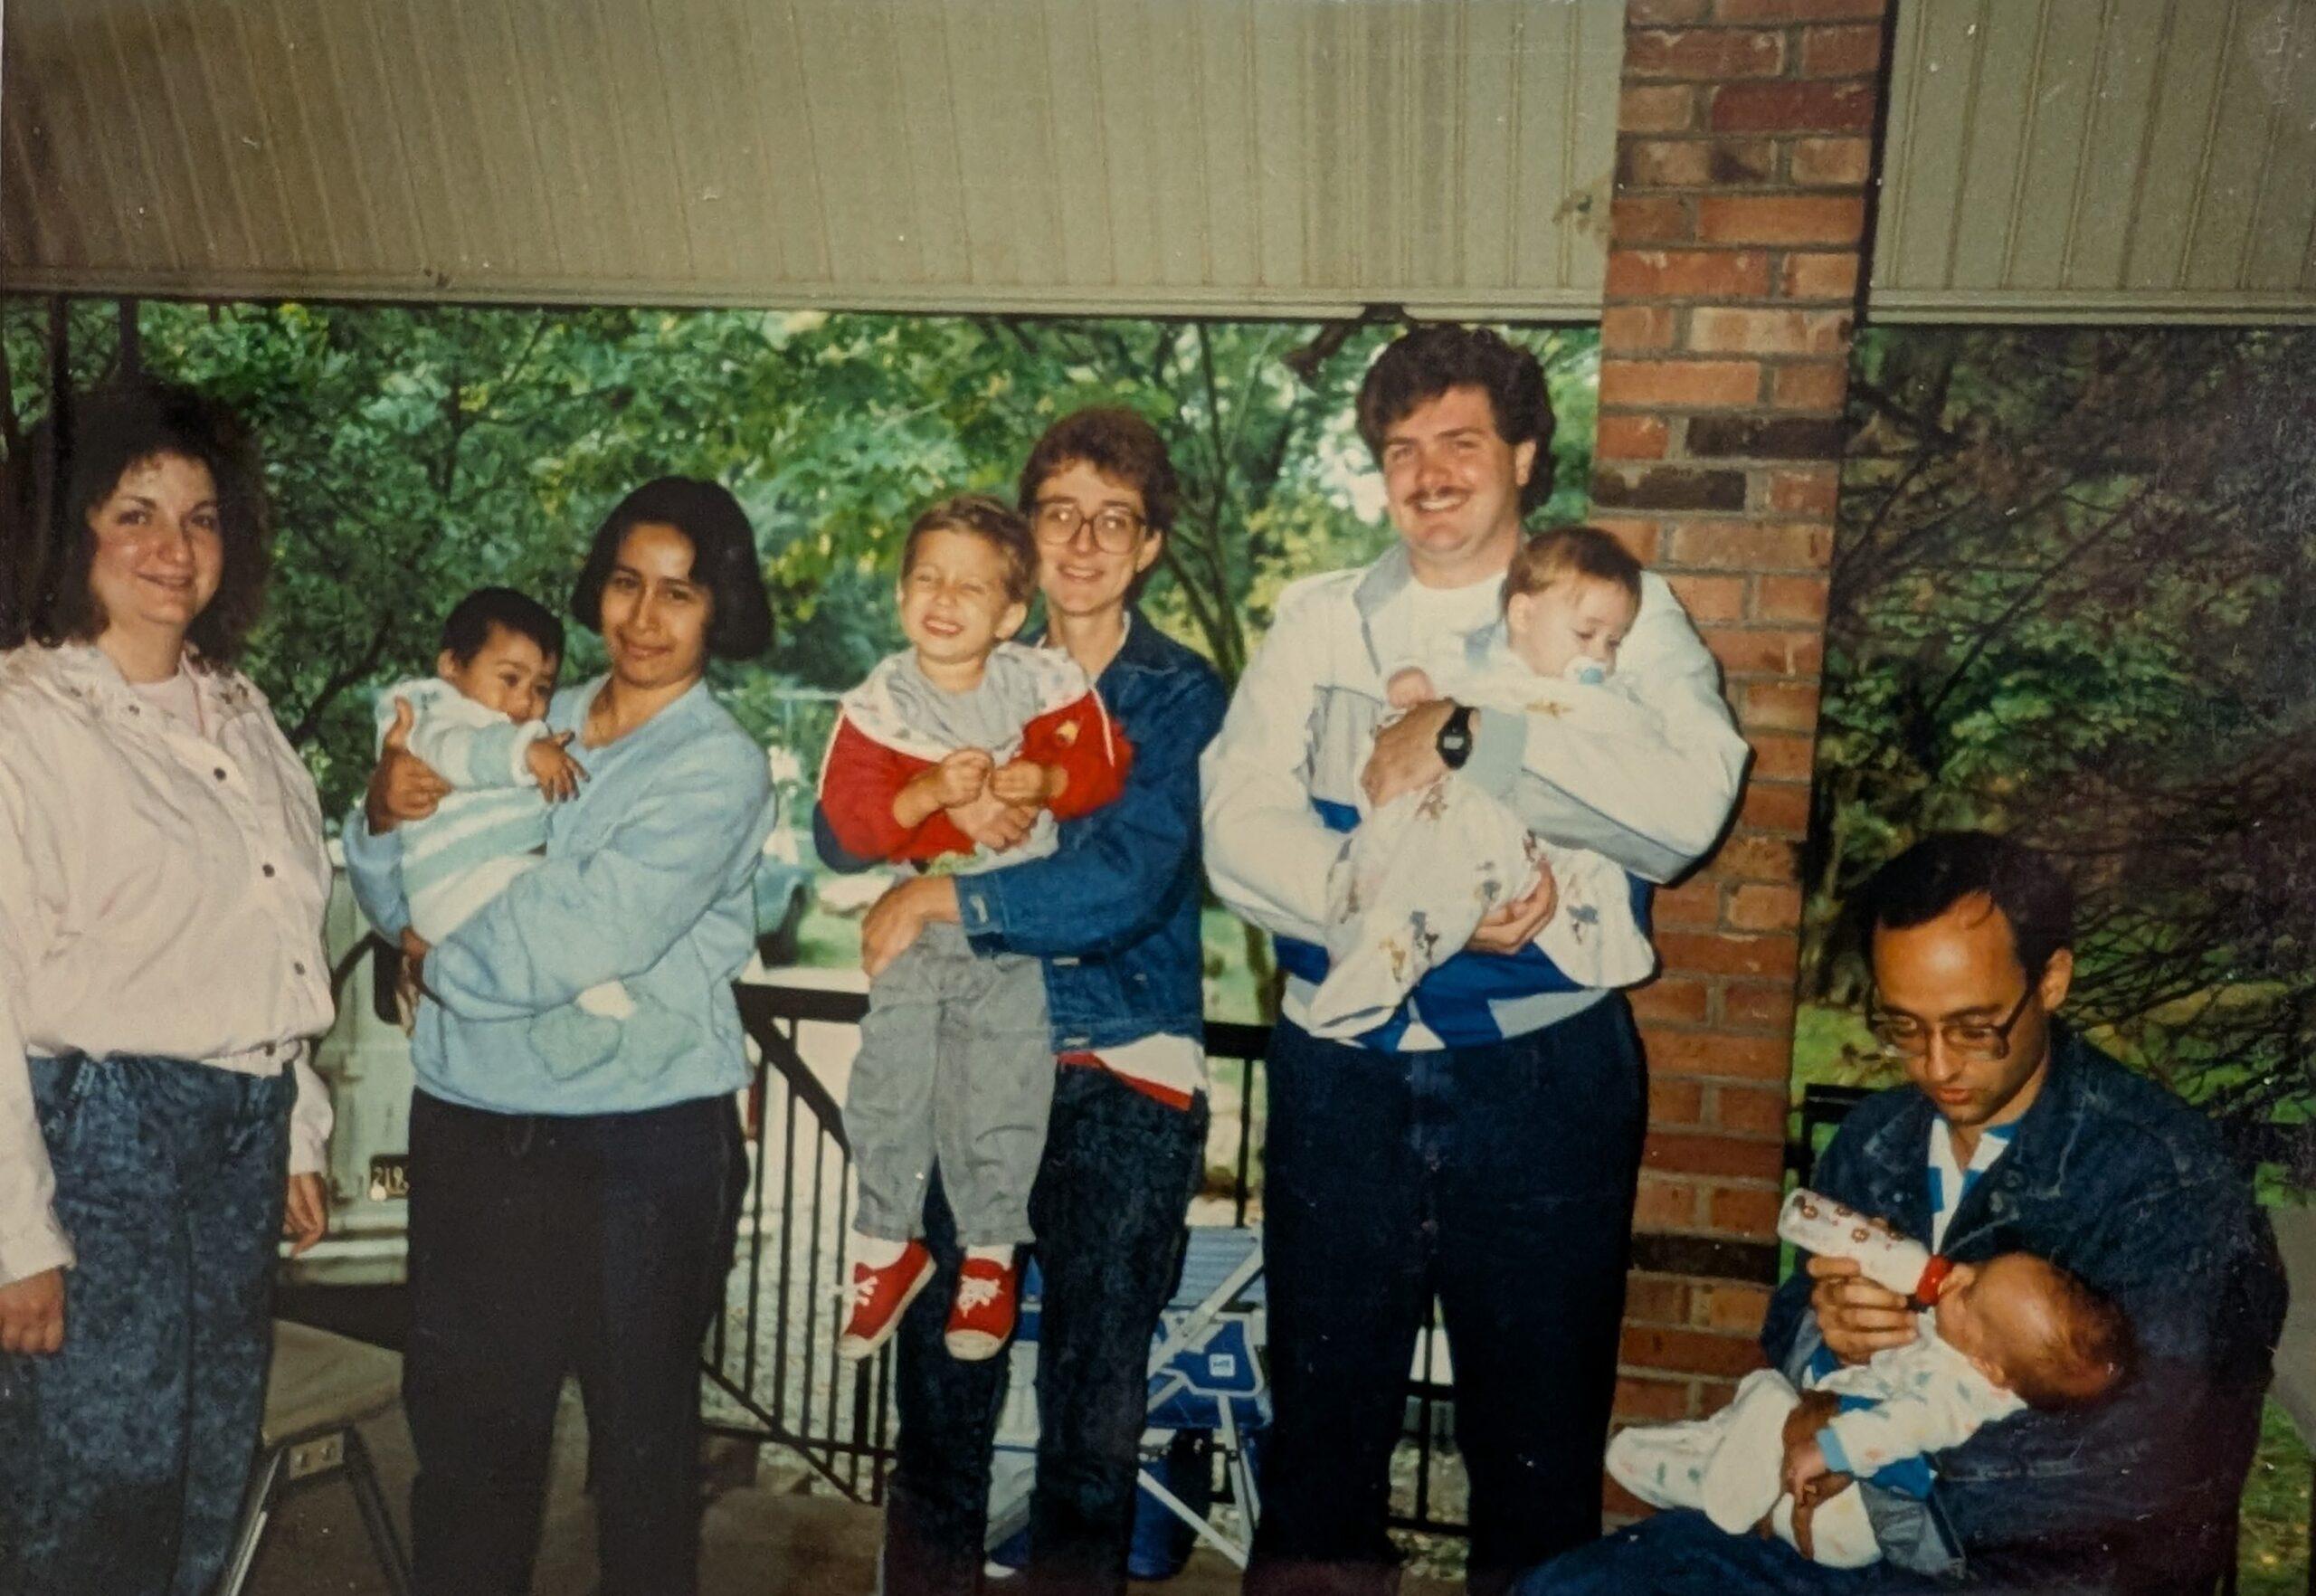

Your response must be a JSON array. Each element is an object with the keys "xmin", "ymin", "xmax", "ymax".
[
  {"xmin": 792, "ymin": 899, "xmax": 862, "ymax": 971},
  {"xmin": 2241, "ymin": 1401, "xmax": 2313, "ymax": 1593}
]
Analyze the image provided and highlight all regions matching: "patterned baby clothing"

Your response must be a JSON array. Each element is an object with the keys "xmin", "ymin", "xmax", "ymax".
[
  {"xmin": 1303, "ymin": 646, "xmax": 1657, "ymax": 1040},
  {"xmin": 1608, "ymin": 1308, "xmax": 2022, "ymax": 1568}
]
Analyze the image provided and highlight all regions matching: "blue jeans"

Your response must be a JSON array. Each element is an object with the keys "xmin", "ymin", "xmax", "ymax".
[
  {"xmin": 880, "ymin": 1064, "xmax": 1210, "ymax": 1596},
  {"xmin": 0, "ymin": 1053, "xmax": 294, "ymax": 1596},
  {"xmin": 1510, "ymin": 1509, "xmax": 2131, "ymax": 1596},
  {"xmin": 1250, "ymin": 998, "xmax": 1645, "ymax": 1596},
  {"xmin": 402, "ymin": 1089, "xmax": 747, "ymax": 1596},
  {"xmin": 1515, "ymin": 1511, "xmax": 1898, "ymax": 1596}
]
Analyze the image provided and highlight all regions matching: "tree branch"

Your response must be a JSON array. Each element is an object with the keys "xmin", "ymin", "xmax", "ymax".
[{"xmin": 281, "ymin": 612, "xmax": 396, "ymax": 747}]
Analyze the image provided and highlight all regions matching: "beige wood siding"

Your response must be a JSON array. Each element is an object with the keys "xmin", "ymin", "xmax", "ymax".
[
  {"xmin": 1874, "ymin": 0, "xmax": 2316, "ymax": 323},
  {"xmin": 10, "ymin": 1, "xmax": 2311, "ymax": 324},
  {"xmin": 0, "ymin": 0, "xmax": 1624, "ymax": 317}
]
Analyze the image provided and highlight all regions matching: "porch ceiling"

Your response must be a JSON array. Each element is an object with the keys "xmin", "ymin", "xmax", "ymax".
[
  {"xmin": 3, "ymin": 0, "xmax": 2310, "ymax": 324},
  {"xmin": 0, "ymin": 0, "xmax": 1624, "ymax": 318}
]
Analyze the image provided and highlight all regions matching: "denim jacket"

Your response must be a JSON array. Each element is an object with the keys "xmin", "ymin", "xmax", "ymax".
[
  {"xmin": 816, "ymin": 613, "xmax": 1226, "ymax": 1053},
  {"xmin": 1762, "ymin": 1031, "xmax": 2284, "ymax": 1590}
]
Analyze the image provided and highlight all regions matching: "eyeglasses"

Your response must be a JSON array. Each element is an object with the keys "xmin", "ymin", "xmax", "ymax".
[
  {"xmin": 1867, "ymin": 986, "xmax": 2036, "ymax": 1062},
  {"xmin": 1031, "ymin": 500, "xmax": 1145, "ymax": 553}
]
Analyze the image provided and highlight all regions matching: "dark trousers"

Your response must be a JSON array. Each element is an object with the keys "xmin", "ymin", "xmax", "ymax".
[
  {"xmin": 1513, "ymin": 1509, "xmax": 1891, "ymax": 1596},
  {"xmin": 0, "ymin": 1054, "xmax": 292, "ymax": 1596},
  {"xmin": 881, "ymin": 1065, "xmax": 1210, "ymax": 1596},
  {"xmin": 403, "ymin": 1089, "xmax": 746, "ymax": 1596},
  {"xmin": 1249, "ymin": 998, "xmax": 1646, "ymax": 1596}
]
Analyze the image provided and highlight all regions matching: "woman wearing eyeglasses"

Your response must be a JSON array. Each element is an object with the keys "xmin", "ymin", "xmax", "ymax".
[{"xmin": 823, "ymin": 408, "xmax": 1227, "ymax": 1596}]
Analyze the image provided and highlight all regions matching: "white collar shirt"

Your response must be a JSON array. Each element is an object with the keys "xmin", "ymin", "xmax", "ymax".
[{"xmin": 0, "ymin": 642, "xmax": 335, "ymax": 1286}]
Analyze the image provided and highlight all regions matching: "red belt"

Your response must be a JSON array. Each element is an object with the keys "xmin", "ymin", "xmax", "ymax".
[{"xmin": 1057, "ymin": 1050, "xmax": 1196, "ymax": 1112}]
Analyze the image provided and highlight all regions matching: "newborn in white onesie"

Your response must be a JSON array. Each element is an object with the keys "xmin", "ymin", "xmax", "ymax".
[{"xmin": 1607, "ymin": 1189, "xmax": 2133, "ymax": 1568}]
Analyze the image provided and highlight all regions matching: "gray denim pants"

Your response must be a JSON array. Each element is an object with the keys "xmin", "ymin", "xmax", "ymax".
[{"xmin": 847, "ymin": 922, "xmax": 1053, "ymax": 1248}]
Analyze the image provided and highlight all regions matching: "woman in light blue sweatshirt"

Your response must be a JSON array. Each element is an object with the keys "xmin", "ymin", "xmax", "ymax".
[{"xmin": 343, "ymin": 478, "xmax": 775, "ymax": 1596}]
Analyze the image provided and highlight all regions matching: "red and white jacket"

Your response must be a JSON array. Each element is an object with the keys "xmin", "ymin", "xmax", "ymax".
[{"xmin": 818, "ymin": 642, "xmax": 1132, "ymax": 867}]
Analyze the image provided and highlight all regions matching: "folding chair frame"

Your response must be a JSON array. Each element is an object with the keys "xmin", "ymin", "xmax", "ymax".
[
  {"xmin": 984, "ymin": 1228, "xmax": 1270, "ymax": 1569},
  {"xmin": 216, "ymin": 1420, "xmax": 413, "ymax": 1596}
]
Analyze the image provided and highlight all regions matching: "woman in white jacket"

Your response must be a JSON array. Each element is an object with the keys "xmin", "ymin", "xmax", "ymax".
[{"xmin": 0, "ymin": 383, "xmax": 334, "ymax": 1596}]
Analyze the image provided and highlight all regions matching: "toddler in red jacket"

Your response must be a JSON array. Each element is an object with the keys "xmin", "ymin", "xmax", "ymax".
[{"xmin": 818, "ymin": 495, "xmax": 1130, "ymax": 1361}]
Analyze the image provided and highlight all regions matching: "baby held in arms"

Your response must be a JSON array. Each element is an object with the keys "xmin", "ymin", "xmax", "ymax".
[
  {"xmin": 1306, "ymin": 527, "xmax": 1659, "ymax": 1039},
  {"xmin": 1607, "ymin": 1189, "xmax": 2132, "ymax": 1569},
  {"xmin": 374, "ymin": 587, "xmax": 673, "ymax": 1071}
]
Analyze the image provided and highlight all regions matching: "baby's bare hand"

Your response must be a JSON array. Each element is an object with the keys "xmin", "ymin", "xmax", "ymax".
[
  {"xmin": 1386, "ymin": 667, "xmax": 1439, "ymax": 709},
  {"xmin": 987, "ymin": 759, "xmax": 1051, "ymax": 807},
  {"xmin": 527, "ymin": 732, "xmax": 586, "ymax": 802},
  {"xmin": 932, "ymin": 748, "xmax": 994, "ymax": 807}
]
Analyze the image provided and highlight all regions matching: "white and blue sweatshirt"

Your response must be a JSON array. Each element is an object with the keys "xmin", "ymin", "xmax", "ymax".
[
  {"xmin": 372, "ymin": 677, "xmax": 555, "ymax": 940},
  {"xmin": 1200, "ymin": 546, "xmax": 1748, "ymax": 1050}
]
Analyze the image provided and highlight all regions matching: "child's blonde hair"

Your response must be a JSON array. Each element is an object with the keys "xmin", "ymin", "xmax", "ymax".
[{"xmin": 901, "ymin": 493, "xmax": 1039, "ymax": 605}]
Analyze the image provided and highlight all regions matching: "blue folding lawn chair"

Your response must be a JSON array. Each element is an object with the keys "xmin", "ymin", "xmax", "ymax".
[{"xmin": 986, "ymin": 1224, "xmax": 1270, "ymax": 1574}]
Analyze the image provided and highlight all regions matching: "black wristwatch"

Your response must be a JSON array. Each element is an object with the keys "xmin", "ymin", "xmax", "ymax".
[{"xmin": 1436, "ymin": 702, "xmax": 1476, "ymax": 770}]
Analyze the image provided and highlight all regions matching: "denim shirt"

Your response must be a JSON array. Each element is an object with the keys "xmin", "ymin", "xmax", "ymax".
[
  {"xmin": 1762, "ymin": 1031, "xmax": 2284, "ymax": 1588},
  {"xmin": 345, "ymin": 676, "xmax": 776, "ymax": 1116},
  {"xmin": 816, "ymin": 613, "xmax": 1226, "ymax": 1052}
]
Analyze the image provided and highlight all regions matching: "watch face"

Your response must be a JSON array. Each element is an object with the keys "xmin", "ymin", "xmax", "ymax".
[{"xmin": 1438, "ymin": 708, "xmax": 1474, "ymax": 767}]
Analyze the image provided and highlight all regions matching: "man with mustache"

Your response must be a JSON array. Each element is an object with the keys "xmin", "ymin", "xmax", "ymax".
[{"xmin": 1202, "ymin": 324, "xmax": 1748, "ymax": 1594}]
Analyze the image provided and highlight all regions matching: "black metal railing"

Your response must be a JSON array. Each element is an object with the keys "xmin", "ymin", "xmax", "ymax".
[
  {"xmin": 710, "ymin": 983, "xmax": 1472, "ymax": 1535},
  {"xmin": 701, "ymin": 983, "xmax": 894, "ymax": 1502}
]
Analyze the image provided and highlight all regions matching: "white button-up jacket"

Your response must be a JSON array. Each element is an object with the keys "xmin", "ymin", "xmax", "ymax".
[{"xmin": 0, "ymin": 642, "xmax": 334, "ymax": 1287}]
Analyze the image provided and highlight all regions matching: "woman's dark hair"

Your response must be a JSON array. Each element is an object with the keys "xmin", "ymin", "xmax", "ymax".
[
  {"xmin": 0, "ymin": 380, "xmax": 272, "ymax": 664},
  {"xmin": 1355, "ymin": 325, "xmax": 1557, "ymax": 516},
  {"xmin": 1859, "ymin": 831, "xmax": 2076, "ymax": 979},
  {"xmin": 441, "ymin": 585, "xmax": 565, "ymax": 667},
  {"xmin": 1016, "ymin": 407, "xmax": 1180, "ymax": 537},
  {"xmin": 570, "ymin": 477, "xmax": 773, "ymax": 660},
  {"xmin": 903, "ymin": 494, "xmax": 1039, "ymax": 606}
]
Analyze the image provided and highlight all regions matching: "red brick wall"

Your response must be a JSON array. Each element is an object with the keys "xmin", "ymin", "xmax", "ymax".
[{"xmin": 1588, "ymin": 0, "xmax": 1890, "ymax": 1489}]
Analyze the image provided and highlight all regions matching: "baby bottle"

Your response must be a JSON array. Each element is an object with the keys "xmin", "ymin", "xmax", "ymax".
[{"xmin": 1777, "ymin": 1187, "xmax": 1952, "ymax": 1306}]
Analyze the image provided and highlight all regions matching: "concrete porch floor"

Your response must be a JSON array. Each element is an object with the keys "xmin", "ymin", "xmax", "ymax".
[{"xmin": 243, "ymin": 1385, "xmax": 1458, "ymax": 1595}]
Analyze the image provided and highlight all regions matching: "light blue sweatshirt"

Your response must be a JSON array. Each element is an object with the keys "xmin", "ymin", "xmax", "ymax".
[{"xmin": 344, "ymin": 675, "xmax": 776, "ymax": 1115}]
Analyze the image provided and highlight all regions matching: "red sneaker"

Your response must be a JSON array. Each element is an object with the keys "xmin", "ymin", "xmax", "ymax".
[
  {"xmin": 943, "ymin": 1256, "xmax": 1019, "ymax": 1361},
  {"xmin": 837, "ymin": 1241, "xmax": 935, "ymax": 1360}
]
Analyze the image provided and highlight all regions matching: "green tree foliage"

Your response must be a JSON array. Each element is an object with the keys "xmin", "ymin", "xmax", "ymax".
[
  {"xmin": 1, "ymin": 298, "xmax": 1596, "ymax": 834},
  {"xmin": 1812, "ymin": 327, "xmax": 2315, "ymax": 1122}
]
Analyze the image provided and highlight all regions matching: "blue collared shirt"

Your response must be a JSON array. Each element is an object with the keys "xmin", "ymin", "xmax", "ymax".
[{"xmin": 344, "ymin": 675, "xmax": 775, "ymax": 1116}]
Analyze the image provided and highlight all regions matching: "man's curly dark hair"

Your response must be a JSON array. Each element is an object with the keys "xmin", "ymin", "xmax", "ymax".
[{"xmin": 1354, "ymin": 325, "xmax": 1557, "ymax": 516}]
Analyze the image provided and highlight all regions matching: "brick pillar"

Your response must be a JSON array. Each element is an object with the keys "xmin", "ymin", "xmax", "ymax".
[{"xmin": 1586, "ymin": 0, "xmax": 1890, "ymax": 1480}]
